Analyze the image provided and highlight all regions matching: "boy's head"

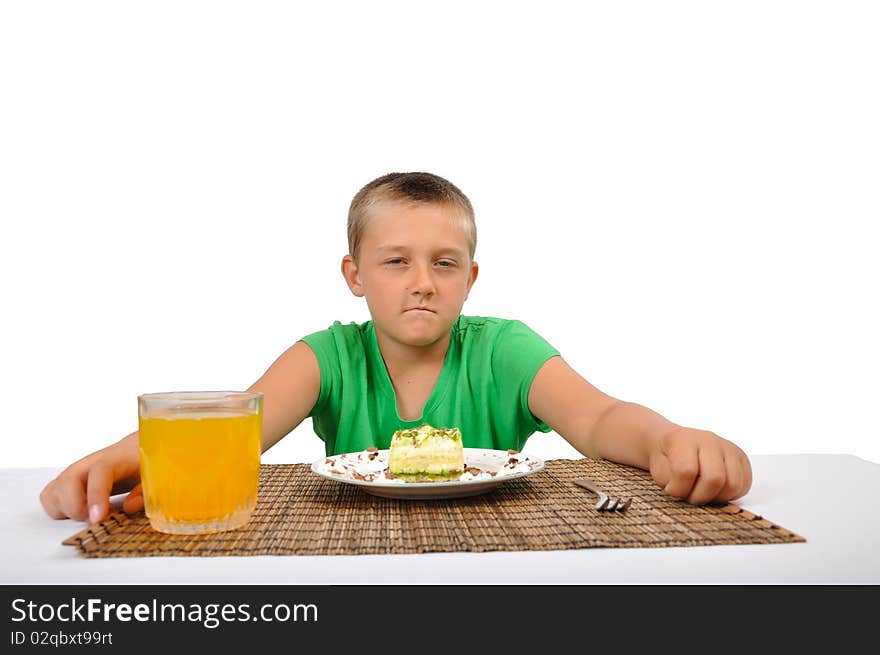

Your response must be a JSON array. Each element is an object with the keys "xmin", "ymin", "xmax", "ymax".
[
  {"xmin": 347, "ymin": 172, "xmax": 476, "ymax": 263},
  {"xmin": 342, "ymin": 172, "xmax": 479, "ymax": 349}
]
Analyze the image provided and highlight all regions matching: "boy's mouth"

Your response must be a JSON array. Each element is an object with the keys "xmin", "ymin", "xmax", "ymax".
[{"xmin": 404, "ymin": 306, "xmax": 435, "ymax": 314}]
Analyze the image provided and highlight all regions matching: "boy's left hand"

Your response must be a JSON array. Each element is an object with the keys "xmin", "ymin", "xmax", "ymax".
[{"xmin": 647, "ymin": 427, "xmax": 752, "ymax": 504}]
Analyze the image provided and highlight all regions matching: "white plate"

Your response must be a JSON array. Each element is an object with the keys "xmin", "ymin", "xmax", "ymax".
[{"xmin": 310, "ymin": 447, "xmax": 545, "ymax": 499}]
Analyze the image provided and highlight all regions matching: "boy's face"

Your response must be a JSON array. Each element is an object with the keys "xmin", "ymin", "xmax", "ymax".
[{"xmin": 342, "ymin": 201, "xmax": 478, "ymax": 350}]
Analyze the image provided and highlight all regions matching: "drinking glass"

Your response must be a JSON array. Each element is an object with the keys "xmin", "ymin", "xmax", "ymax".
[{"xmin": 137, "ymin": 391, "xmax": 262, "ymax": 534}]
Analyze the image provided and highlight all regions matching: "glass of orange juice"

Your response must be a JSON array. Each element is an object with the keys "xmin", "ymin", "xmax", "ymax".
[{"xmin": 137, "ymin": 391, "xmax": 262, "ymax": 535}]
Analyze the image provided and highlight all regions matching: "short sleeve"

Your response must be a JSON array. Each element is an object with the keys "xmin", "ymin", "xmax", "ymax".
[
  {"xmin": 491, "ymin": 320, "xmax": 560, "ymax": 433},
  {"xmin": 299, "ymin": 327, "xmax": 338, "ymax": 416}
]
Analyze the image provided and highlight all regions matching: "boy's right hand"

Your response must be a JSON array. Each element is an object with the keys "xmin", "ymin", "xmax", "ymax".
[{"xmin": 39, "ymin": 432, "xmax": 143, "ymax": 524}]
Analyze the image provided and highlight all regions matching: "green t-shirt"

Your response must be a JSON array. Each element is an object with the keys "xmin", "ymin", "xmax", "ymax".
[{"xmin": 300, "ymin": 315, "xmax": 560, "ymax": 455}]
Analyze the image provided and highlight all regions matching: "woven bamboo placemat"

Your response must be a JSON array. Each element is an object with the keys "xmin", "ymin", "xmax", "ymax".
[{"xmin": 62, "ymin": 458, "xmax": 805, "ymax": 557}]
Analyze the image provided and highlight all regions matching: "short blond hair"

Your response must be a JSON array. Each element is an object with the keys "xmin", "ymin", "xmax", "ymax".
[{"xmin": 347, "ymin": 172, "xmax": 476, "ymax": 261}]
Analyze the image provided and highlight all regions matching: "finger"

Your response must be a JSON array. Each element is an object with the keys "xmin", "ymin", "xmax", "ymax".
[
  {"xmin": 54, "ymin": 471, "xmax": 90, "ymax": 521},
  {"xmin": 39, "ymin": 447, "xmax": 109, "ymax": 520},
  {"xmin": 86, "ymin": 460, "xmax": 115, "ymax": 524},
  {"xmin": 686, "ymin": 445, "xmax": 727, "ymax": 505},
  {"xmin": 662, "ymin": 441, "xmax": 700, "ymax": 499},
  {"xmin": 86, "ymin": 444, "xmax": 143, "ymax": 523},
  {"xmin": 715, "ymin": 456, "xmax": 742, "ymax": 502},
  {"xmin": 739, "ymin": 450, "xmax": 753, "ymax": 498},
  {"xmin": 122, "ymin": 484, "xmax": 145, "ymax": 514},
  {"xmin": 39, "ymin": 478, "xmax": 70, "ymax": 520},
  {"xmin": 723, "ymin": 448, "xmax": 753, "ymax": 501},
  {"xmin": 649, "ymin": 452, "xmax": 672, "ymax": 490}
]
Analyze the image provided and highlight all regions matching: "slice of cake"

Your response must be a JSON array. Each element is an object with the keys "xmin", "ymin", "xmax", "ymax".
[{"xmin": 388, "ymin": 424, "xmax": 465, "ymax": 481}]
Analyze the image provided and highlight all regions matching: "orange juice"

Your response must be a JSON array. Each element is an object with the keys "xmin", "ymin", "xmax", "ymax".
[{"xmin": 138, "ymin": 408, "xmax": 261, "ymax": 534}]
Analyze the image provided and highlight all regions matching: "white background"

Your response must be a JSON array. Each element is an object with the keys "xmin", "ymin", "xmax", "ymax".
[{"xmin": 1, "ymin": 1, "xmax": 877, "ymax": 469}]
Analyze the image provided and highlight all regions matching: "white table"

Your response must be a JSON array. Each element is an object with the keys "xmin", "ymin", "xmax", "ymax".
[{"xmin": 2, "ymin": 454, "xmax": 878, "ymax": 584}]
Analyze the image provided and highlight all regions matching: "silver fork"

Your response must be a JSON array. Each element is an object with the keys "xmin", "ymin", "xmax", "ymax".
[{"xmin": 572, "ymin": 478, "xmax": 632, "ymax": 512}]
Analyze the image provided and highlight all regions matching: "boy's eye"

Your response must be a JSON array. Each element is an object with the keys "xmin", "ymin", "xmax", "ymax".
[
  {"xmin": 435, "ymin": 260, "xmax": 456, "ymax": 268},
  {"xmin": 385, "ymin": 258, "xmax": 406, "ymax": 265}
]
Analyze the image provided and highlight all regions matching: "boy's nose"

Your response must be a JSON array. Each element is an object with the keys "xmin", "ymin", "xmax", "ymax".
[{"xmin": 408, "ymin": 263, "xmax": 436, "ymax": 295}]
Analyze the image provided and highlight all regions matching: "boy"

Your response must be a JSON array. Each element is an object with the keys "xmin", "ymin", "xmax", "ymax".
[{"xmin": 40, "ymin": 172, "xmax": 752, "ymax": 525}]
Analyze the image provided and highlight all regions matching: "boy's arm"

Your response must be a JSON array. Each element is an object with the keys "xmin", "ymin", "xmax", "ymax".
[
  {"xmin": 527, "ymin": 356, "xmax": 752, "ymax": 504},
  {"xmin": 40, "ymin": 341, "xmax": 321, "ymax": 524},
  {"xmin": 247, "ymin": 340, "xmax": 321, "ymax": 453}
]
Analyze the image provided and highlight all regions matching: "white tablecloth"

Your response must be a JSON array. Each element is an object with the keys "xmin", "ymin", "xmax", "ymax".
[{"xmin": 2, "ymin": 454, "xmax": 878, "ymax": 584}]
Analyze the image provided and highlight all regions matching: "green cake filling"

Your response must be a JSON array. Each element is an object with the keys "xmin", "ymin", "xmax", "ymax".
[{"xmin": 388, "ymin": 424, "xmax": 465, "ymax": 481}]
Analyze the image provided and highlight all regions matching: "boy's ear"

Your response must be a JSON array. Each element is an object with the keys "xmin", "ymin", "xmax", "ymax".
[
  {"xmin": 465, "ymin": 260, "xmax": 479, "ymax": 299},
  {"xmin": 341, "ymin": 255, "xmax": 365, "ymax": 297}
]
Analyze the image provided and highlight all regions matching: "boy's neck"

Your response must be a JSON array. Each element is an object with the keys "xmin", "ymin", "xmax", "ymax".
[{"xmin": 374, "ymin": 328, "xmax": 451, "ymax": 373}]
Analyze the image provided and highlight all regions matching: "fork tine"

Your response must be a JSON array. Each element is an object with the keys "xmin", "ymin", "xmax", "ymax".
[{"xmin": 574, "ymin": 479, "xmax": 630, "ymax": 513}]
